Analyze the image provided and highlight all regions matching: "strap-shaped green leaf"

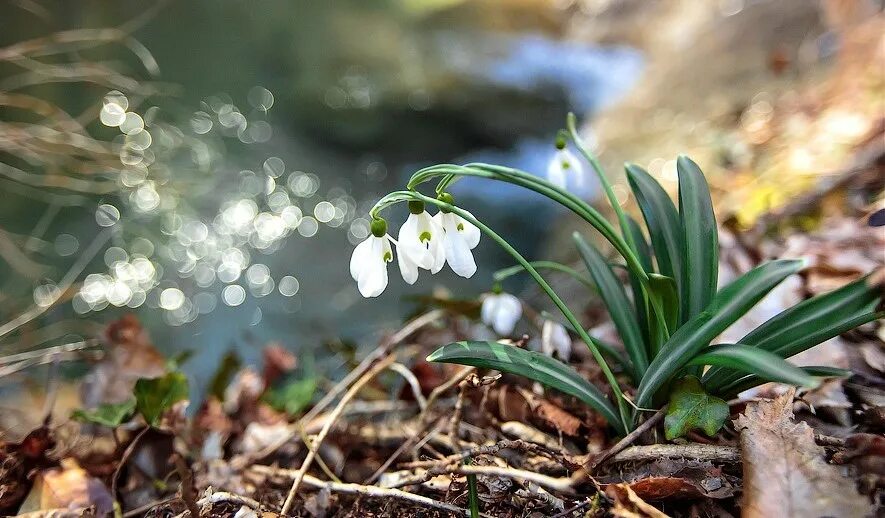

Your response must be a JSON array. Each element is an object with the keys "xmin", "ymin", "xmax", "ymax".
[
  {"xmin": 635, "ymin": 259, "xmax": 804, "ymax": 408},
  {"xmin": 704, "ymin": 275, "xmax": 882, "ymax": 390},
  {"xmin": 719, "ymin": 366, "xmax": 850, "ymax": 398},
  {"xmin": 427, "ymin": 340, "xmax": 623, "ymax": 433},
  {"xmin": 688, "ymin": 344, "xmax": 819, "ymax": 389},
  {"xmin": 677, "ymin": 156, "xmax": 718, "ymax": 323},
  {"xmin": 626, "ymin": 216, "xmax": 654, "ymax": 353},
  {"xmin": 574, "ymin": 232, "xmax": 648, "ymax": 380},
  {"xmin": 626, "ymin": 164, "xmax": 683, "ymax": 295}
]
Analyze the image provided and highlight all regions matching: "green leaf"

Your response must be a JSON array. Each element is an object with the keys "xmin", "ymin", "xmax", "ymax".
[
  {"xmin": 263, "ymin": 376, "xmax": 317, "ymax": 416},
  {"xmin": 427, "ymin": 340, "xmax": 623, "ymax": 433},
  {"xmin": 688, "ymin": 344, "xmax": 819, "ymax": 389},
  {"xmin": 719, "ymin": 366, "xmax": 851, "ymax": 398},
  {"xmin": 626, "ymin": 216, "xmax": 653, "ymax": 351},
  {"xmin": 71, "ymin": 399, "xmax": 136, "ymax": 427},
  {"xmin": 664, "ymin": 376, "xmax": 729, "ymax": 440},
  {"xmin": 574, "ymin": 232, "xmax": 648, "ymax": 380},
  {"xmin": 677, "ymin": 156, "xmax": 718, "ymax": 323},
  {"xmin": 626, "ymin": 163, "xmax": 684, "ymax": 302},
  {"xmin": 636, "ymin": 259, "xmax": 805, "ymax": 409},
  {"xmin": 649, "ymin": 273, "xmax": 679, "ymax": 332},
  {"xmin": 208, "ymin": 350, "xmax": 242, "ymax": 400},
  {"xmin": 704, "ymin": 275, "xmax": 882, "ymax": 390},
  {"xmin": 134, "ymin": 371, "xmax": 189, "ymax": 427}
]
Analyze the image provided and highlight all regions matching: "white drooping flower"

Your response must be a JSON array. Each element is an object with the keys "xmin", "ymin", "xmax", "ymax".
[
  {"xmin": 434, "ymin": 206, "xmax": 481, "ymax": 278},
  {"xmin": 541, "ymin": 319, "xmax": 572, "ymax": 362},
  {"xmin": 350, "ymin": 219, "xmax": 394, "ymax": 298},
  {"xmin": 481, "ymin": 290, "xmax": 522, "ymax": 336},
  {"xmin": 547, "ymin": 147, "xmax": 584, "ymax": 191},
  {"xmin": 397, "ymin": 202, "xmax": 445, "ymax": 284}
]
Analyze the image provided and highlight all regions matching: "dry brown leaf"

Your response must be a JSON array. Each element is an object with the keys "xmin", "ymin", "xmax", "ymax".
[
  {"xmin": 734, "ymin": 389, "xmax": 872, "ymax": 518},
  {"xmin": 80, "ymin": 315, "xmax": 166, "ymax": 408},
  {"xmin": 605, "ymin": 483, "xmax": 670, "ymax": 518},
  {"xmin": 17, "ymin": 459, "xmax": 113, "ymax": 516},
  {"xmin": 516, "ymin": 387, "xmax": 582, "ymax": 436},
  {"xmin": 600, "ymin": 459, "xmax": 736, "ymax": 501}
]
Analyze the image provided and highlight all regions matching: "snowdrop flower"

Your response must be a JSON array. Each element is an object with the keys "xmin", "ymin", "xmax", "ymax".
[
  {"xmin": 481, "ymin": 287, "xmax": 522, "ymax": 336},
  {"xmin": 541, "ymin": 319, "xmax": 572, "ymax": 362},
  {"xmin": 350, "ymin": 218, "xmax": 394, "ymax": 297},
  {"xmin": 434, "ymin": 193, "xmax": 481, "ymax": 278},
  {"xmin": 397, "ymin": 201, "xmax": 445, "ymax": 284},
  {"xmin": 547, "ymin": 144, "xmax": 584, "ymax": 191}
]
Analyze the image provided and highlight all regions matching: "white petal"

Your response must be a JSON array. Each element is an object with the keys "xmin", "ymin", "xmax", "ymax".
[
  {"xmin": 350, "ymin": 237, "xmax": 374, "ymax": 281},
  {"xmin": 542, "ymin": 320, "xmax": 571, "ymax": 361},
  {"xmin": 357, "ymin": 261, "xmax": 388, "ymax": 297},
  {"xmin": 397, "ymin": 245, "xmax": 419, "ymax": 284},
  {"xmin": 398, "ymin": 214, "xmax": 434, "ymax": 270},
  {"xmin": 428, "ymin": 234, "xmax": 446, "ymax": 273},
  {"xmin": 547, "ymin": 154, "xmax": 567, "ymax": 189},
  {"xmin": 443, "ymin": 224, "xmax": 476, "ymax": 278},
  {"xmin": 492, "ymin": 299, "xmax": 521, "ymax": 335},
  {"xmin": 356, "ymin": 237, "xmax": 389, "ymax": 297},
  {"xmin": 455, "ymin": 210, "xmax": 481, "ymax": 249},
  {"xmin": 480, "ymin": 294, "xmax": 497, "ymax": 327}
]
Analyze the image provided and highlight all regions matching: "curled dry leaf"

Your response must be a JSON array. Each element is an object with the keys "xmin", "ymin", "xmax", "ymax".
[
  {"xmin": 734, "ymin": 389, "xmax": 872, "ymax": 518},
  {"xmin": 605, "ymin": 483, "xmax": 670, "ymax": 518},
  {"xmin": 80, "ymin": 315, "xmax": 166, "ymax": 408},
  {"xmin": 516, "ymin": 387, "xmax": 582, "ymax": 436},
  {"xmin": 17, "ymin": 459, "xmax": 113, "ymax": 516},
  {"xmin": 600, "ymin": 459, "xmax": 736, "ymax": 501}
]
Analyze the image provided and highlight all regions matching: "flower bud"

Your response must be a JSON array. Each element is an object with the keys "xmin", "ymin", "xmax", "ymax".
[{"xmin": 370, "ymin": 217, "xmax": 388, "ymax": 237}]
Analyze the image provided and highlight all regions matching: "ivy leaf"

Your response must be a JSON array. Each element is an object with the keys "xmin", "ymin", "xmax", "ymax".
[
  {"xmin": 134, "ymin": 371, "xmax": 189, "ymax": 427},
  {"xmin": 664, "ymin": 376, "xmax": 728, "ymax": 440},
  {"xmin": 263, "ymin": 376, "xmax": 317, "ymax": 416},
  {"xmin": 71, "ymin": 399, "xmax": 136, "ymax": 427}
]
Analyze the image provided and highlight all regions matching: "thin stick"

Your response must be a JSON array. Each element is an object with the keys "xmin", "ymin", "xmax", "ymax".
[
  {"xmin": 608, "ymin": 443, "xmax": 741, "ymax": 464},
  {"xmin": 280, "ymin": 355, "xmax": 396, "ymax": 515},
  {"xmin": 233, "ymin": 310, "xmax": 443, "ymax": 471},
  {"xmin": 400, "ymin": 439, "xmax": 575, "ymax": 470},
  {"xmin": 305, "ymin": 309, "xmax": 442, "ymax": 424},
  {"xmin": 121, "ymin": 496, "xmax": 177, "ymax": 517},
  {"xmin": 254, "ymin": 465, "xmax": 480, "ymax": 517},
  {"xmin": 389, "ymin": 464, "xmax": 575, "ymax": 493},
  {"xmin": 585, "ymin": 408, "xmax": 665, "ymax": 472},
  {"xmin": 0, "ymin": 227, "xmax": 112, "ymax": 339},
  {"xmin": 110, "ymin": 427, "xmax": 149, "ymax": 503},
  {"xmin": 173, "ymin": 454, "xmax": 200, "ymax": 518},
  {"xmin": 389, "ymin": 362, "xmax": 427, "ymax": 410},
  {"xmin": 363, "ymin": 417, "xmax": 443, "ymax": 485},
  {"xmin": 418, "ymin": 366, "xmax": 475, "ymax": 423}
]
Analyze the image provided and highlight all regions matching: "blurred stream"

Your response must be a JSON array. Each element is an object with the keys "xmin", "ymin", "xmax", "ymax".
[{"xmin": 0, "ymin": 1, "xmax": 642, "ymax": 396}]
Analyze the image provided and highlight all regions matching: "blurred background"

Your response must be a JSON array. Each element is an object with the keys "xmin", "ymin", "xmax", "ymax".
[{"xmin": 1, "ymin": 0, "xmax": 882, "ymax": 411}]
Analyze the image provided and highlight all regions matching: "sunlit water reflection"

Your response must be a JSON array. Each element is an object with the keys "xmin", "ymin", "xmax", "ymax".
[{"xmin": 3, "ymin": 4, "xmax": 642, "ymax": 398}]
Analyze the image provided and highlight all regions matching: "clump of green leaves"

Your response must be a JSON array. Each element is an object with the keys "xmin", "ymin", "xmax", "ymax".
[
  {"xmin": 73, "ymin": 371, "xmax": 189, "ymax": 428},
  {"xmin": 416, "ymin": 113, "xmax": 881, "ymax": 436}
]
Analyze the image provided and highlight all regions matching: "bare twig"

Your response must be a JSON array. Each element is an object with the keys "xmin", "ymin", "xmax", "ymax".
[
  {"xmin": 233, "ymin": 310, "xmax": 444, "ymax": 470},
  {"xmin": 418, "ymin": 366, "xmax": 476, "ymax": 424},
  {"xmin": 173, "ymin": 454, "xmax": 200, "ymax": 518},
  {"xmin": 253, "ymin": 465, "xmax": 480, "ymax": 516},
  {"xmin": 363, "ymin": 416, "xmax": 443, "ymax": 485},
  {"xmin": 0, "ymin": 227, "xmax": 112, "ymax": 339},
  {"xmin": 196, "ymin": 491, "xmax": 260, "ymax": 510},
  {"xmin": 585, "ymin": 408, "xmax": 665, "ymax": 472},
  {"xmin": 110, "ymin": 427, "xmax": 150, "ymax": 503},
  {"xmin": 0, "ymin": 339, "xmax": 98, "ymax": 365},
  {"xmin": 608, "ymin": 443, "xmax": 741, "ymax": 464},
  {"xmin": 387, "ymin": 463, "xmax": 575, "ymax": 494},
  {"xmin": 389, "ymin": 362, "xmax": 427, "ymax": 410},
  {"xmin": 399, "ymin": 439, "xmax": 576, "ymax": 470},
  {"xmin": 280, "ymin": 354, "xmax": 396, "ymax": 515}
]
